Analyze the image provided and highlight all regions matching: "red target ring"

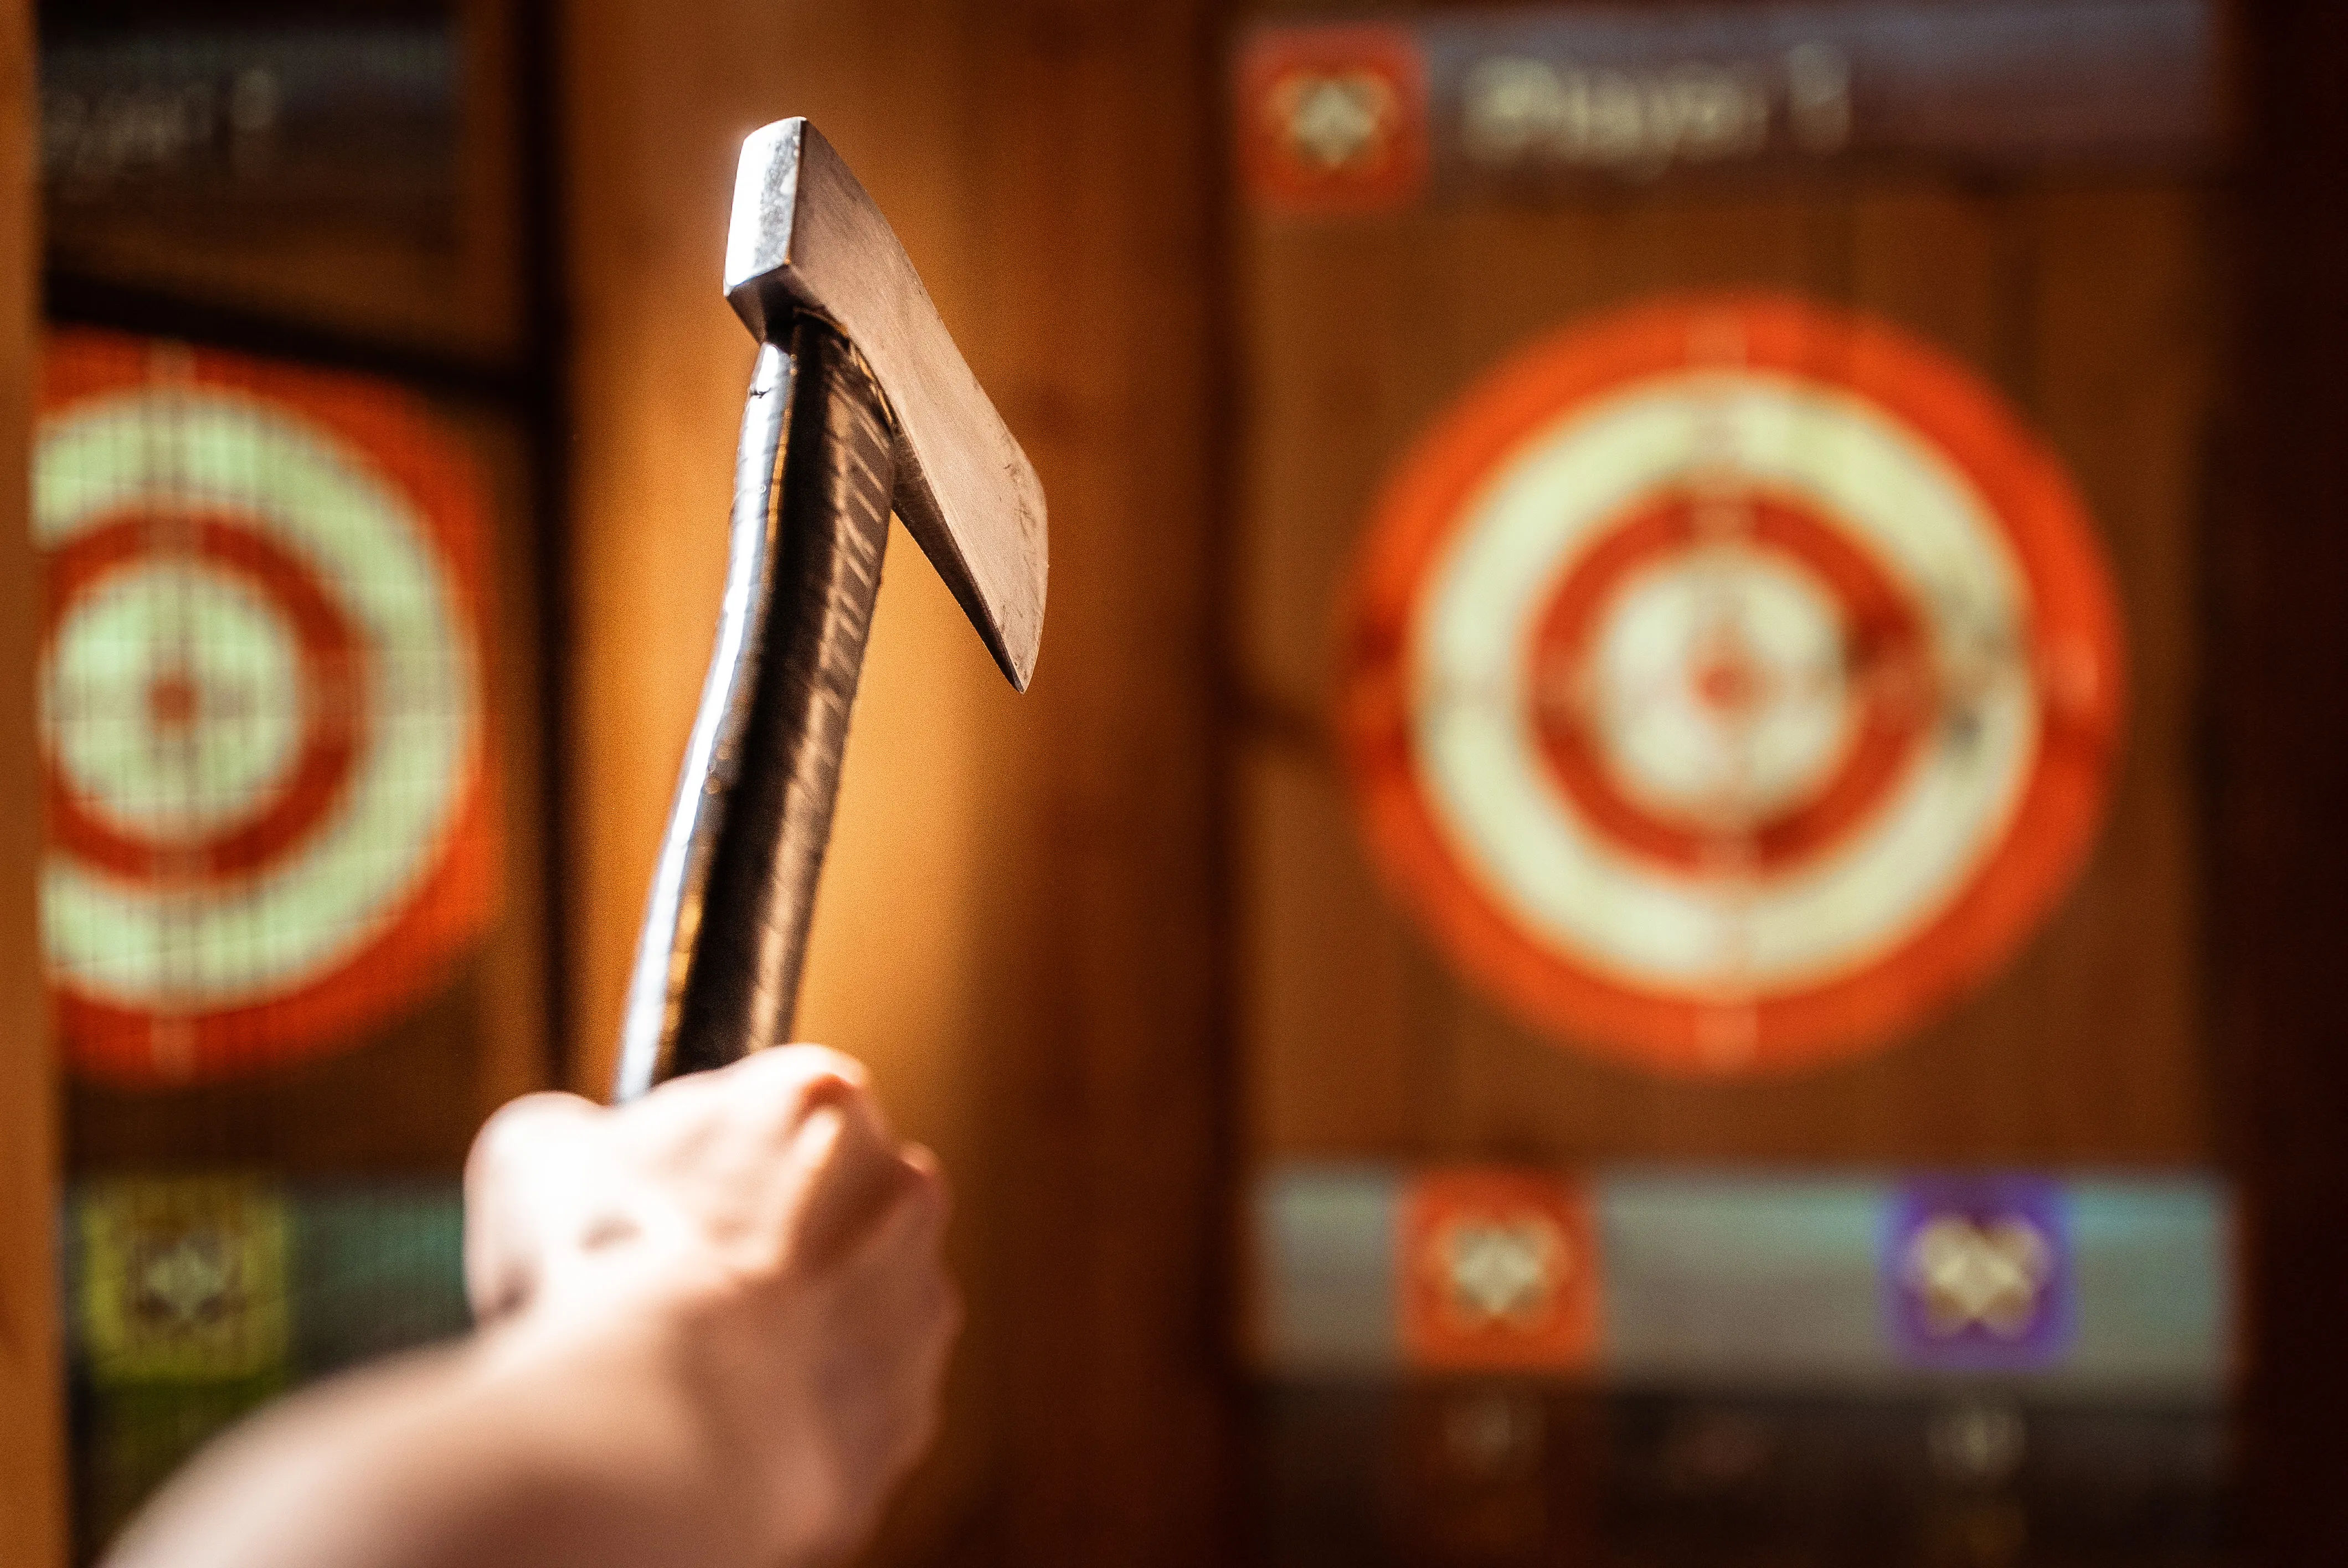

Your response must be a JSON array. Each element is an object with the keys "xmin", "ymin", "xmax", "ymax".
[
  {"xmin": 39, "ymin": 331, "xmax": 498, "ymax": 1087},
  {"xmin": 42, "ymin": 513, "xmax": 363, "ymax": 885},
  {"xmin": 1340, "ymin": 293, "xmax": 2125, "ymax": 1076},
  {"xmin": 1526, "ymin": 491, "xmax": 1934, "ymax": 879}
]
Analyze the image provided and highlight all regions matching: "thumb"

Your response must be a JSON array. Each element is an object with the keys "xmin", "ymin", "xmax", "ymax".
[{"xmin": 463, "ymin": 1092, "xmax": 610, "ymax": 1319}]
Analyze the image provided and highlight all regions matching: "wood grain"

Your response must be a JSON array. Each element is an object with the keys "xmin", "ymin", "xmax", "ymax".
[{"xmin": 0, "ymin": 0, "xmax": 65, "ymax": 1557}]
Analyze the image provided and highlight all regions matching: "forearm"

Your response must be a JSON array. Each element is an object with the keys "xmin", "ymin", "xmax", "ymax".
[
  {"xmin": 106, "ymin": 1055, "xmax": 956, "ymax": 1568},
  {"xmin": 105, "ymin": 1312, "xmax": 771, "ymax": 1568}
]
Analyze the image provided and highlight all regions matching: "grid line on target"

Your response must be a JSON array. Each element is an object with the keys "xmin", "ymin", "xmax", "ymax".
[
  {"xmin": 36, "ymin": 329, "xmax": 499, "ymax": 1087},
  {"xmin": 1338, "ymin": 292, "xmax": 2125, "ymax": 1077}
]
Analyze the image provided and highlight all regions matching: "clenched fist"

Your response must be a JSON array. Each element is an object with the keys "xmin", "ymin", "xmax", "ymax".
[
  {"xmin": 108, "ymin": 1048, "xmax": 960, "ymax": 1568},
  {"xmin": 465, "ymin": 1047, "xmax": 961, "ymax": 1563}
]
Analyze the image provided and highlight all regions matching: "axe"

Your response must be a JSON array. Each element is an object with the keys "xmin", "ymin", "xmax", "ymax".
[{"xmin": 612, "ymin": 119, "xmax": 1047, "ymax": 1100}]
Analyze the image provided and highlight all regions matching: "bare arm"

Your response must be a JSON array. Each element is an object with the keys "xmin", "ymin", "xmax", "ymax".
[{"xmin": 106, "ymin": 1047, "xmax": 960, "ymax": 1568}]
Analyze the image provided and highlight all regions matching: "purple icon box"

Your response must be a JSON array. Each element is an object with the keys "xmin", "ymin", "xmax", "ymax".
[{"xmin": 1883, "ymin": 1175, "xmax": 2074, "ymax": 1371}]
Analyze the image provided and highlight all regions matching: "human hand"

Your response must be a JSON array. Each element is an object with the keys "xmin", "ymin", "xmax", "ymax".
[{"xmin": 462, "ymin": 1047, "xmax": 959, "ymax": 1567}]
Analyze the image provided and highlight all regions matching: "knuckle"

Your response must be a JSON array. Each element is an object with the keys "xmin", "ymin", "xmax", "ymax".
[
  {"xmin": 728, "ymin": 1046, "xmax": 875, "ymax": 1135},
  {"xmin": 469, "ymin": 1092, "xmax": 596, "ymax": 1183},
  {"xmin": 624, "ymin": 1074, "xmax": 724, "ymax": 1153},
  {"xmin": 636, "ymin": 1069, "xmax": 729, "ymax": 1125},
  {"xmin": 902, "ymin": 1146, "xmax": 950, "ymax": 1210},
  {"xmin": 743, "ymin": 1043, "xmax": 869, "ymax": 1094},
  {"xmin": 782, "ymin": 1043, "xmax": 872, "ymax": 1090},
  {"xmin": 465, "ymin": 1250, "xmax": 531, "ymax": 1321},
  {"xmin": 888, "ymin": 1158, "xmax": 951, "ymax": 1242}
]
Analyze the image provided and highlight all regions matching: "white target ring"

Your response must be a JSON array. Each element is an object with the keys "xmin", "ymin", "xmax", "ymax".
[
  {"xmin": 1342, "ymin": 295, "xmax": 2123, "ymax": 1076},
  {"xmin": 1578, "ymin": 544, "xmax": 1854, "ymax": 822},
  {"xmin": 47, "ymin": 560, "xmax": 308, "ymax": 844},
  {"xmin": 39, "ymin": 334, "xmax": 497, "ymax": 1086}
]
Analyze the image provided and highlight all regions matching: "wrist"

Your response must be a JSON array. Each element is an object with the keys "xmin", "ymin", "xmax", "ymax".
[
  {"xmin": 456, "ymin": 1298, "xmax": 751, "ymax": 1567},
  {"xmin": 469, "ymin": 1273, "xmax": 845, "ymax": 1568}
]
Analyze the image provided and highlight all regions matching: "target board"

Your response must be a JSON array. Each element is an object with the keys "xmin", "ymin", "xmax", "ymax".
[
  {"xmin": 1340, "ymin": 293, "xmax": 2124, "ymax": 1076},
  {"xmin": 38, "ymin": 332, "xmax": 497, "ymax": 1087}
]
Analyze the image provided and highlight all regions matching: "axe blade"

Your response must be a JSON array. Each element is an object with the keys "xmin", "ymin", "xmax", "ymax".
[{"xmin": 725, "ymin": 118, "xmax": 1047, "ymax": 689}]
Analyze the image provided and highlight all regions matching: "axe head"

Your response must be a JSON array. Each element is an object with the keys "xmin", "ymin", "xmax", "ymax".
[{"xmin": 724, "ymin": 118, "xmax": 1047, "ymax": 689}]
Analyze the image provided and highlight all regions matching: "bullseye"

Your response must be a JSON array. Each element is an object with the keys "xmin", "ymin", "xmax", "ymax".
[
  {"xmin": 1525, "ymin": 492, "xmax": 1932, "ymax": 879},
  {"xmin": 43, "ymin": 514, "xmax": 360, "ymax": 884},
  {"xmin": 1341, "ymin": 293, "xmax": 2124, "ymax": 1075},
  {"xmin": 1582, "ymin": 552, "xmax": 1850, "ymax": 824}
]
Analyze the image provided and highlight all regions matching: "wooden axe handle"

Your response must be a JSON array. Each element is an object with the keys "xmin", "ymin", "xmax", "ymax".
[{"xmin": 612, "ymin": 316, "xmax": 895, "ymax": 1099}]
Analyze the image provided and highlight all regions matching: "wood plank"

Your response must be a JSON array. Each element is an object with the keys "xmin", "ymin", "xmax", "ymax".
[
  {"xmin": 922, "ymin": 8, "xmax": 1237, "ymax": 1556},
  {"xmin": 1989, "ymin": 179, "xmax": 2213, "ymax": 1158},
  {"xmin": 1241, "ymin": 737, "xmax": 1425, "ymax": 1158},
  {"xmin": 1238, "ymin": 216, "xmax": 1417, "ymax": 729},
  {"xmin": 0, "ymin": 0, "xmax": 66, "ymax": 1556},
  {"xmin": 466, "ymin": 409, "xmax": 556, "ymax": 1117}
]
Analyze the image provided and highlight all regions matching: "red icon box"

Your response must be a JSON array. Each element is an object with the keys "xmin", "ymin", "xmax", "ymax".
[
  {"xmin": 1400, "ymin": 1168, "xmax": 1602, "ymax": 1373},
  {"xmin": 1236, "ymin": 23, "xmax": 1429, "ymax": 215}
]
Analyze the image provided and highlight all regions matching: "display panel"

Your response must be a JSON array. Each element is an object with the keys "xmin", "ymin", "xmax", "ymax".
[
  {"xmin": 38, "ymin": 0, "xmax": 521, "ymax": 359},
  {"xmin": 1232, "ymin": 3, "xmax": 2228, "ymax": 1561}
]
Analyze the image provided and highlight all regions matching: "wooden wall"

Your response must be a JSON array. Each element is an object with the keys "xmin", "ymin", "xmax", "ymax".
[
  {"xmin": 0, "ymin": 0, "xmax": 65, "ymax": 1559},
  {"xmin": 562, "ymin": 0, "xmax": 1237, "ymax": 1559},
  {"xmin": 2227, "ymin": 2, "xmax": 2348, "ymax": 1554}
]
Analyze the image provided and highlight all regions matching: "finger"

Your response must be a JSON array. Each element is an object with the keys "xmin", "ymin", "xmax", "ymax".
[
  {"xmin": 890, "ymin": 1276, "xmax": 960, "ymax": 1474},
  {"xmin": 463, "ymin": 1092, "xmax": 608, "ymax": 1318},
  {"xmin": 658, "ymin": 1050, "xmax": 889, "ymax": 1223},
  {"xmin": 466, "ymin": 1091, "xmax": 604, "ymax": 1194},
  {"xmin": 899, "ymin": 1143, "xmax": 950, "ymax": 1221},
  {"xmin": 825, "ymin": 1154, "xmax": 951, "ymax": 1325},
  {"xmin": 808, "ymin": 1178, "xmax": 958, "ymax": 1490},
  {"xmin": 777, "ymin": 1101, "xmax": 924, "ymax": 1270},
  {"xmin": 617, "ymin": 1046, "xmax": 867, "ymax": 1167},
  {"xmin": 843, "ymin": 1182, "xmax": 959, "ymax": 1478},
  {"xmin": 729, "ymin": 1044, "xmax": 878, "ymax": 1133}
]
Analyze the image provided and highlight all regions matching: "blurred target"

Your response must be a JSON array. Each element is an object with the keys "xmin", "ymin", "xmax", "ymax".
[
  {"xmin": 1340, "ymin": 293, "xmax": 2124, "ymax": 1075},
  {"xmin": 39, "ymin": 331, "xmax": 496, "ymax": 1086}
]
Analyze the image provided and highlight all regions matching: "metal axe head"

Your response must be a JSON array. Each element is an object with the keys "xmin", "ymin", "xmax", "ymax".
[{"xmin": 723, "ymin": 118, "xmax": 1047, "ymax": 689}]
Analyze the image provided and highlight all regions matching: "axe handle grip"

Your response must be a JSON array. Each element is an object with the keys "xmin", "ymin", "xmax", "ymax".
[{"xmin": 612, "ymin": 317, "xmax": 896, "ymax": 1099}]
